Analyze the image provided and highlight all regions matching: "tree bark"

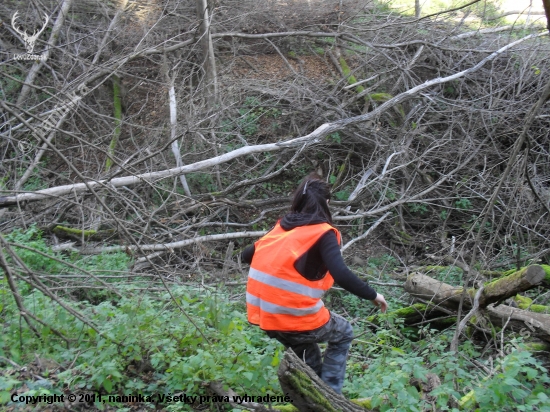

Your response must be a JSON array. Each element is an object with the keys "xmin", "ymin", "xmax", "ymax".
[
  {"xmin": 542, "ymin": 0, "xmax": 550, "ymax": 33},
  {"xmin": 105, "ymin": 75, "xmax": 123, "ymax": 173},
  {"xmin": 405, "ymin": 265, "xmax": 547, "ymax": 310},
  {"xmin": 404, "ymin": 266, "xmax": 550, "ymax": 342},
  {"xmin": 479, "ymin": 265, "xmax": 546, "ymax": 307},
  {"xmin": 196, "ymin": 0, "xmax": 218, "ymax": 103},
  {"xmin": 483, "ymin": 305, "xmax": 550, "ymax": 343},
  {"xmin": 277, "ymin": 349, "xmax": 370, "ymax": 412}
]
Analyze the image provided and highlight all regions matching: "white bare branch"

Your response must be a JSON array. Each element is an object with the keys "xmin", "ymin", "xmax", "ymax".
[{"xmin": 2, "ymin": 30, "xmax": 545, "ymax": 207}]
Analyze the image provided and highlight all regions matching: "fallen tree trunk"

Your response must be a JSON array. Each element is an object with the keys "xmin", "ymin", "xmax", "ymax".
[
  {"xmin": 52, "ymin": 225, "xmax": 115, "ymax": 241},
  {"xmin": 277, "ymin": 349, "xmax": 370, "ymax": 412},
  {"xmin": 495, "ymin": 264, "xmax": 550, "ymax": 288},
  {"xmin": 275, "ymin": 349, "xmax": 443, "ymax": 411},
  {"xmin": 479, "ymin": 265, "xmax": 546, "ymax": 307},
  {"xmin": 405, "ymin": 265, "xmax": 547, "ymax": 310},
  {"xmin": 484, "ymin": 305, "xmax": 550, "ymax": 342},
  {"xmin": 404, "ymin": 265, "xmax": 550, "ymax": 342},
  {"xmin": 532, "ymin": 264, "xmax": 549, "ymax": 288},
  {"xmin": 404, "ymin": 273, "xmax": 464, "ymax": 310}
]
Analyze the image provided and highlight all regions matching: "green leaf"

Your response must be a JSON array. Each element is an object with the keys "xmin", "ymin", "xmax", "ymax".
[
  {"xmin": 524, "ymin": 367, "xmax": 538, "ymax": 380},
  {"xmin": 103, "ymin": 378, "xmax": 112, "ymax": 392},
  {"xmin": 0, "ymin": 391, "xmax": 11, "ymax": 404},
  {"xmin": 504, "ymin": 377, "xmax": 520, "ymax": 386}
]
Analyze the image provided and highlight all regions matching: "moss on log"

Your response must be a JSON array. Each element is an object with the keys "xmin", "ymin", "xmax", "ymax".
[
  {"xmin": 52, "ymin": 225, "xmax": 115, "ymax": 241},
  {"xmin": 492, "ymin": 264, "xmax": 550, "ymax": 288},
  {"xmin": 367, "ymin": 303, "xmax": 454, "ymax": 330},
  {"xmin": 351, "ymin": 399, "xmax": 373, "ymax": 409},
  {"xmin": 513, "ymin": 295, "xmax": 550, "ymax": 314},
  {"xmin": 480, "ymin": 265, "xmax": 546, "ymax": 307},
  {"xmin": 274, "ymin": 405, "xmax": 299, "ymax": 411},
  {"xmin": 525, "ymin": 341, "xmax": 550, "ymax": 352},
  {"xmin": 367, "ymin": 303, "xmax": 428, "ymax": 325},
  {"xmin": 277, "ymin": 349, "xmax": 370, "ymax": 412},
  {"xmin": 541, "ymin": 264, "xmax": 550, "ymax": 288},
  {"xmin": 406, "ymin": 265, "xmax": 547, "ymax": 311},
  {"xmin": 405, "ymin": 267, "xmax": 550, "ymax": 342}
]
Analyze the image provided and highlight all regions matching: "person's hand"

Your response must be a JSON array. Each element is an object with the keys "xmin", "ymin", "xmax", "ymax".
[{"xmin": 372, "ymin": 293, "xmax": 388, "ymax": 313}]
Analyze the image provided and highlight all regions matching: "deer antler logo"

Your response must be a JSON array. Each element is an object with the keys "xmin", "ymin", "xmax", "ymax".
[{"xmin": 11, "ymin": 11, "xmax": 49, "ymax": 54}]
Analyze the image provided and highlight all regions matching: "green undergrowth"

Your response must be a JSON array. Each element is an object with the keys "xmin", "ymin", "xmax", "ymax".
[
  {"xmin": 0, "ymin": 284, "xmax": 283, "ymax": 410},
  {"xmin": 2, "ymin": 278, "xmax": 549, "ymax": 411},
  {"xmin": 346, "ymin": 323, "xmax": 550, "ymax": 411},
  {"xmin": 3, "ymin": 225, "xmax": 131, "ymax": 276},
  {"xmin": 2, "ymin": 225, "xmax": 133, "ymax": 302},
  {"xmin": 2, "ymin": 227, "xmax": 550, "ymax": 411}
]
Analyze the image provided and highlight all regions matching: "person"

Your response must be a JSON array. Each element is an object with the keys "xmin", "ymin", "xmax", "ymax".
[{"xmin": 241, "ymin": 173, "xmax": 388, "ymax": 394}]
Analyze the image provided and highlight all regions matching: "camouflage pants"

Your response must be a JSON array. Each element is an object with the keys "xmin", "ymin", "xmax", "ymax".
[{"xmin": 266, "ymin": 312, "xmax": 354, "ymax": 394}]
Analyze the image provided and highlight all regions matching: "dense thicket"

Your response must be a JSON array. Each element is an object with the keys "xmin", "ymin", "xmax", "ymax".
[{"xmin": 1, "ymin": 0, "xmax": 550, "ymax": 410}]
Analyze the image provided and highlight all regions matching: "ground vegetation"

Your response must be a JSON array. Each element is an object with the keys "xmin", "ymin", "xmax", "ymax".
[{"xmin": 1, "ymin": 0, "xmax": 550, "ymax": 410}]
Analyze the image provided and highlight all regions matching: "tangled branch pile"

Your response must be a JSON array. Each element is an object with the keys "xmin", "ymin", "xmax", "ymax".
[{"xmin": 0, "ymin": 0, "xmax": 549, "ymax": 329}]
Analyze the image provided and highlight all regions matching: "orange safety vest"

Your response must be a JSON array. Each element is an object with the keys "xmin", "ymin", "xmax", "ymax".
[{"xmin": 246, "ymin": 221, "xmax": 342, "ymax": 331}]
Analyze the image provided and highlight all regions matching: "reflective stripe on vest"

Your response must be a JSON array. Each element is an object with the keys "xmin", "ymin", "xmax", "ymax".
[
  {"xmin": 246, "ymin": 292, "xmax": 325, "ymax": 316},
  {"xmin": 246, "ymin": 222, "xmax": 341, "ymax": 331},
  {"xmin": 248, "ymin": 267, "xmax": 326, "ymax": 299}
]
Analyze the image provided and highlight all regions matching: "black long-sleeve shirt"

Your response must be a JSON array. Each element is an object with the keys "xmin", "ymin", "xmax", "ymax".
[{"xmin": 241, "ymin": 214, "xmax": 377, "ymax": 301}]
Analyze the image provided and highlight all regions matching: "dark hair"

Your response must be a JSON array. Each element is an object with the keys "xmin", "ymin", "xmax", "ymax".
[{"xmin": 291, "ymin": 173, "xmax": 333, "ymax": 223}]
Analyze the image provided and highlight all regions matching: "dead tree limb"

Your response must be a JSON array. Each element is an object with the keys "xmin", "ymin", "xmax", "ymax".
[
  {"xmin": 404, "ymin": 266, "xmax": 550, "ymax": 342},
  {"xmin": 479, "ymin": 265, "xmax": 546, "ymax": 307},
  {"xmin": 80, "ymin": 231, "xmax": 266, "ymax": 254},
  {"xmin": 167, "ymin": 68, "xmax": 191, "ymax": 196},
  {"xmin": 405, "ymin": 265, "xmax": 546, "ymax": 310},
  {"xmin": 341, "ymin": 212, "xmax": 391, "ymax": 253},
  {"xmin": 484, "ymin": 306, "xmax": 550, "ymax": 343},
  {"xmin": 277, "ymin": 349, "xmax": 370, "ymax": 412},
  {"xmin": 1, "ymin": 31, "xmax": 545, "ymax": 208}
]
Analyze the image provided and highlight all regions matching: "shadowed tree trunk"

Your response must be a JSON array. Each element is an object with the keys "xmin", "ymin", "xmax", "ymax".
[
  {"xmin": 405, "ymin": 265, "xmax": 546, "ymax": 310},
  {"xmin": 404, "ymin": 265, "xmax": 550, "ymax": 342},
  {"xmin": 196, "ymin": 0, "xmax": 218, "ymax": 104},
  {"xmin": 277, "ymin": 349, "xmax": 371, "ymax": 412}
]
